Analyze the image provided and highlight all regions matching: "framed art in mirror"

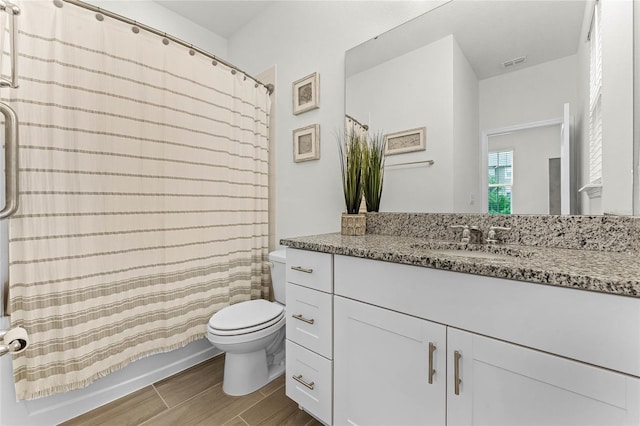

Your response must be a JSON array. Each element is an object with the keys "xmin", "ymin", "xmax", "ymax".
[
  {"xmin": 292, "ymin": 72, "xmax": 319, "ymax": 115},
  {"xmin": 293, "ymin": 124, "xmax": 320, "ymax": 163},
  {"xmin": 384, "ymin": 127, "xmax": 426, "ymax": 155}
]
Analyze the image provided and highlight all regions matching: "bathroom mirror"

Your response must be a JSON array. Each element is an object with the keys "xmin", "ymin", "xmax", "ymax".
[{"xmin": 345, "ymin": 0, "xmax": 635, "ymax": 215}]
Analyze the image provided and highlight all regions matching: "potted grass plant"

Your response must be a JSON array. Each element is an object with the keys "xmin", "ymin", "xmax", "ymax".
[
  {"xmin": 338, "ymin": 128, "xmax": 366, "ymax": 236},
  {"xmin": 362, "ymin": 132, "xmax": 386, "ymax": 212}
]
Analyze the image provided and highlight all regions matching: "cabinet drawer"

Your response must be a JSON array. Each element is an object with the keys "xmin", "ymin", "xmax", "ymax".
[
  {"xmin": 286, "ymin": 248, "xmax": 333, "ymax": 293},
  {"xmin": 286, "ymin": 282, "xmax": 333, "ymax": 358},
  {"xmin": 286, "ymin": 340, "xmax": 332, "ymax": 425}
]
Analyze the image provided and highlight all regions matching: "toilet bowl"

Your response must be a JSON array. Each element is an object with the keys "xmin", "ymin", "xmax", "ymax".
[{"xmin": 207, "ymin": 249, "xmax": 287, "ymax": 396}]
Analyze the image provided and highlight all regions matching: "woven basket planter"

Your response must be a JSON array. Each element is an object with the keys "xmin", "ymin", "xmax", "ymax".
[{"xmin": 341, "ymin": 213, "xmax": 366, "ymax": 236}]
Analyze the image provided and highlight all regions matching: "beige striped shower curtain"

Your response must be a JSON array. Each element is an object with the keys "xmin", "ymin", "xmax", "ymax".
[{"xmin": 4, "ymin": 1, "xmax": 270, "ymax": 400}]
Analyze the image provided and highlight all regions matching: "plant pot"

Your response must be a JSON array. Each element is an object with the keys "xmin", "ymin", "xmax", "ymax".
[{"xmin": 341, "ymin": 213, "xmax": 366, "ymax": 236}]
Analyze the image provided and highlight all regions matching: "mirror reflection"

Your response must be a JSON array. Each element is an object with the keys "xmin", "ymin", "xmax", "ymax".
[{"xmin": 345, "ymin": 0, "xmax": 635, "ymax": 215}]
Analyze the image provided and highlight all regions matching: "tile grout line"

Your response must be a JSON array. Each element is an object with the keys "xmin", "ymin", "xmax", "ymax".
[
  {"xmin": 143, "ymin": 380, "xmax": 272, "ymax": 426},
  {"xmin": 232, "ymin": 384, "xmax": 282, "ymax": 421},
  {"xmin": 137, "ymin": 385, "xmax": 172, "ymax": 426},
  {"xmin": 147, "ymin": 357, "xmax": 226, "ymax": 414},
  {"xmin": 259, "ymin": 379, "xmax": 286, "ymax": 398},
  {"xmin": 139, "ymin": 382, "xmax": 224, "ymax": 426},
  {"xmin": 223, "ymin": 415, "xmax": 251, "ymax": 426},
  {"xmin": 152, "ymin": 384, "xmax": 171, "ymax": 410}
]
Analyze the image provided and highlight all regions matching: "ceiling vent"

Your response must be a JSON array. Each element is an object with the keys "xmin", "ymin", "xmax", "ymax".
[{"xmin": 502, "ymin": 56, "xmax": 526, "ymax": 68}]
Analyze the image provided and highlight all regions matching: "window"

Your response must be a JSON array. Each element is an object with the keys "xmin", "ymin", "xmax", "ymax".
[
  {"xmin": 488, "ymin": 150, "xmax": 513, "ymax": 214},
  {"xmin": 589, "ymin": 0, "xmax": 602, "ymax": 184}
]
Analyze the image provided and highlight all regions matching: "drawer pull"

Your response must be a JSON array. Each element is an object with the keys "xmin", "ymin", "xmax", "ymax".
[
  {"xmin": 428, "ymin": 342, "xmax": 436, "ymax": 384},
  {"xmin": 292, "ymin": 314, "xmax": 315, "ymax": 324},
  {"xmin": 292, "ymin": 374, "xmax": 315, "ymax": 390},
  {"xmin": 454, "ymin": 350, "xmax": 462, "ymax": 395},
  {"xmin": 291, "ymin": 266, "xmax": 313, "ymax": 274}
]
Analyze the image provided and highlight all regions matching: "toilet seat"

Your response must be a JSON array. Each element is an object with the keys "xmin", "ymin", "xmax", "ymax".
[{"xmin": 208, "ymin": 300, "xmax": 284, "ymax": 336}]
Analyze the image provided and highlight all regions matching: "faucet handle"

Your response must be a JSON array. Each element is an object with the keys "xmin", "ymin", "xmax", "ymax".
[
  {"xmin": 450, "ymin": 225, "xmax": 470, "ymax": 243},
  {"xmin": 487, "ymin": 226, "xmax": 512, "ymax": 244}
]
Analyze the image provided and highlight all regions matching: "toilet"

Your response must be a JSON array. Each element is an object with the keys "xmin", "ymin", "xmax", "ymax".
[{"xmin": 207, "ymin": 249, "xmax": 287, "ymax": 396}]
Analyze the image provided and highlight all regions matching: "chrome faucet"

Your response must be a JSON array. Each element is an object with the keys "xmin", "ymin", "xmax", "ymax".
[
  {"xmin": 487, "ymin": 226, "xmax": 512, "ymax": 244},
  {"xmin": 450, "ymin": 225, "xmax": 483, "ymax": 244},
  {"xmin": 468, "ymin": 226, "xmax": 483, "ymax": 244}
]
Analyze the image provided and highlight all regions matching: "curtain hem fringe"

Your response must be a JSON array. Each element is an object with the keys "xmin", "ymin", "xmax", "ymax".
[{"xmin": 16, "ymin": 332, "xmax": 208, "ymax": 401}]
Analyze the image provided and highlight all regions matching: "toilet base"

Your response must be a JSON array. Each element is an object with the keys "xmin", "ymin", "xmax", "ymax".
[
  {"xmin": 268, "ymin": 360, "xmax": 286, "ymax": 382},
  {"xmin": 222, "ymin": 349, "xmax": 285, "ymax": 396}
]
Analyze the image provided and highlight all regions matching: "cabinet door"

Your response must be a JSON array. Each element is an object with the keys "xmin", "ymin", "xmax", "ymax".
[
  {"xmin": 334, "ymin": 296, "xmax": 446, "ymax": 426},
  {"xmin": 447, "ymin": 328, "xmax": 640, "ymax": 425}
]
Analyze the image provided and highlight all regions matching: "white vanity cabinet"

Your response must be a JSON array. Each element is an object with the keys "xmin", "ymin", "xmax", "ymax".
[
  {"xmin": 334, "ymin": 296, "xmax": 446, "ymax": 426},
  {"xmin": 331, "ymin": 254, "xmax": 640, "ymax": 426},
  {"xmin": 285, "ymin": 248, "xmax": 333, "ymax": 425},
  {"xmin": 447, "ymin": 328, "xmax": 640, "ymax": 425}
]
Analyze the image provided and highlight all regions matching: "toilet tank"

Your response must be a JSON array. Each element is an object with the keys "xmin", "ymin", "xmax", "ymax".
[{"xmin": 268, "ymin": 249, "xmax": 287, "ymax": 304}]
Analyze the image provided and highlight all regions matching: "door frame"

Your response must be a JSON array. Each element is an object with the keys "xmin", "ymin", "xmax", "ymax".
[{"xmin": 480, "ymin": 104, "xmax": 571, "ymax": 214}]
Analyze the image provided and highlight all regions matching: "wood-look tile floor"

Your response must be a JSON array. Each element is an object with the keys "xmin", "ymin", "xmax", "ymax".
[{"xmin": 61, "ymin": 355, "xmax": 322, "ymax": 426}]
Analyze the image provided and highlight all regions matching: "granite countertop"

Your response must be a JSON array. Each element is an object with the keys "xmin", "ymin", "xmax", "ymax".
[{"xmin": 280, "ymin": 233, "xmax": 640, "ymax": 298}]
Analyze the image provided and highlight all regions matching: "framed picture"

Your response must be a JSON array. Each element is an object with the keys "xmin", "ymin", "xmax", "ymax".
[
  {"xmin": 293, "ymin": 124, "xmax": 320, "ymax": 162},
  {"xmin": 384, "ymin": 127, "xmax": 427, "ymax": 155},
  {"xmin": 292, "ymin": 72, "xmax": 319, "ymax": 115}
]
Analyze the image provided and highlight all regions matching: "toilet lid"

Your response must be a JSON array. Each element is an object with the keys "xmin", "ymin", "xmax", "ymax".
[{"xmin": 208, "ymin": 299, "xmax": 284, "ymax": 331}]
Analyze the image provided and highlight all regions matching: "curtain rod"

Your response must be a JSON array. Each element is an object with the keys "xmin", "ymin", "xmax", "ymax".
[
  {"xmin": 59, "ymin": 0, "xmax": 274, "ymax": 95},
  {"xmin": 345, "ymin": 114, "xmax": 369, "ymax": 131}
]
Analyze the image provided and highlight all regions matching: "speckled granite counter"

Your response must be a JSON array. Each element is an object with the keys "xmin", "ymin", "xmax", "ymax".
[{"xmin": 280, "ymin": 233, "xmax": 640, "ymax": 298}]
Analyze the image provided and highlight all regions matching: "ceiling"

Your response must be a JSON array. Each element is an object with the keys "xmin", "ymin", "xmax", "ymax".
[
  {"xmin": 154, "ymin": 1, "xmax": 275, "ymax": 38},
  {"xmin": 155, "ymin": 1, "xmax": 588, "ymax": 82},
  {"xmin": 346, "ymin": 0, "xmax": 588, "ymax": 80}
]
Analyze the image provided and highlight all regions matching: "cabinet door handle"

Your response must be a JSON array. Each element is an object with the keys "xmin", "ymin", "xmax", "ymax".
[
  {"xmin": 291, "ymin": 266, "xmax": 313, "ymax": 274},
  {"xmin": 292, "ymin": 374, "xmax": 315, "ymax": 390},
  {"xmin": 292, "ymin": 313, "xmax": 315, "ymax": 324},
  {"xmin": 428, "ymin": 342, "xmax": 436, "ymax": 384},
  {"xmin": 454, "ymin": 350, "xmax": 462, "ymax": 395}
]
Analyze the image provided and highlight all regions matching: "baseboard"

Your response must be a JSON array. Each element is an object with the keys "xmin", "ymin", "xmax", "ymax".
[{"xmin": 1, "ymin": 338, "xmax": 221, "ymax": 426}]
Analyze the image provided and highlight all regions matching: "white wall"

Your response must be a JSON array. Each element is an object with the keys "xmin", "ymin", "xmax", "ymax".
[
  {"xmin": 346, "ymin": 36, "xmax": 455, "ymax": 212},
  {"xmin": 226, "ymin": 1, "xmax": 446, "ymax": 242},
  {"xmin": 635, "ymin": 0, "xmax": 640, "ymax": 215},
  {"xmin": 345, "ymin": 34, "xmax": 480, "ymax": 214},
  {"xmin": 452, "ymin": 37, "xmax": 480, "ymax": 213},
  {"xmin": 479, "ymin": 54, "xmax": 579, "ymax": 213},
  {"xmin": 84, "ymin": 0, "xmax": 228, "ymax": 56},
  {"xmin": 479, "ymin": 55, "xmax": 578, "ymax": 131},
  {"xmin": 600, "ymin": 0, "xmax": 634, "ymax": 215},
  {"xmin": 576, "ymin": 0, "xmax": 635, "ymax": 215}
]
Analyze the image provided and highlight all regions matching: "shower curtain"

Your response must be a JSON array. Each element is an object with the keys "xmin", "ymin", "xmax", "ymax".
[{"xmin": 3, "ymin": 1, "xmax": 270, "ymax": 400}]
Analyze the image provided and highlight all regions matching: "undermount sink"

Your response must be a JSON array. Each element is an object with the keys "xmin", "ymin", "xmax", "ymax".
[{"xmin": 409, "ymin": 241, "xmax": 534, "ymax": 261}]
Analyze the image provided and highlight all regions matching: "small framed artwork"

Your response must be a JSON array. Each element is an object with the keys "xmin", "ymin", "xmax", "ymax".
[
  {"xmin": 384, "ymin": 127, "xmax": 427, "ymax": 155},
  {"xmin": 293, "ymin": 124, "xmax": 320, "ymax": 162},
  {"xmin": 292, "ymin": 72, "xmax": 319, "ymax": 115}
]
